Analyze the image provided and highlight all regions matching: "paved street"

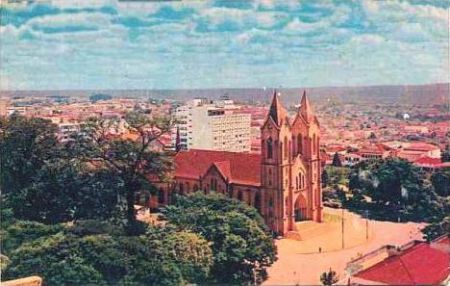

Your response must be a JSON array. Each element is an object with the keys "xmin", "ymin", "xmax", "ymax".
[{"xmin": 264, "ymin": 208, "xmax": 425, "ymax": 285}]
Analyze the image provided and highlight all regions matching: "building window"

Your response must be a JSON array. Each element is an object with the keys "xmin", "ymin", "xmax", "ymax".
[
  {"xmin": 179, "ymin": 183, "xmax": 184, "ymax": 194},
  {"xmin": 267, "ymin": 137, "xmax": 273, "ymax": 159},
  {"xmin": 284, "ymin": 136, "xmax": 288, "ymax": 158},
  {"xmin": 158, "ymin": 189, "xmax": 165, "ymax": 204},
  {"xmin": 254, "ymin": 193, "xmax": 261, "ymax": 212},
  {"xmin": 313, "ymin": 134, "xmax": 316, "ymax": 154},
  {"xmin": 297, "ymin": 134, "xmax": 302, "ymax": 155},
  {"xmin": 292, "ymin": 135, "xmax": 296, "ymax": 158}
]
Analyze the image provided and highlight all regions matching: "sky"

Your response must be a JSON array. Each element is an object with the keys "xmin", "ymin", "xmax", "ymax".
[{"xmin": 0, "ymin": 0, "xmax": 449, "ymax": 90}]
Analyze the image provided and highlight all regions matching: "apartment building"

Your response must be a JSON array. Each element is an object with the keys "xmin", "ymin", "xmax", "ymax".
[{"xmin": 175, "ymin": 98, "xmax": 251, "ymax": 152}]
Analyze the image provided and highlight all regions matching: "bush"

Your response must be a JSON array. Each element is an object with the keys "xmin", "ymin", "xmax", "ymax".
[
  {"xmin": 1, "ymin": 220, "xmax": 64, "ymax": 256},
  {"xmin": 3, "ymin": 223, "xmax": 213, "ymax": 286},
  {"xmin": 163, "ymin": 193, "xmax": 277, "ymax": 284}
]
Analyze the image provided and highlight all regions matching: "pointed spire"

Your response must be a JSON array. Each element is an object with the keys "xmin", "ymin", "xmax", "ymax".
[
  {"xmin": 299, "ymin": 90, "xmax": 313, "ymax": 122},
  {"xmin": 268, "ymin": 90, "xmax": 287, "ymax": 126}
]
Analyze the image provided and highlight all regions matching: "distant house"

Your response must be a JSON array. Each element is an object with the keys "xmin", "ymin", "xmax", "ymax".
[
  {"xmin": 414, "ymin": 156, "xmax": 450, "ymax": 171},
  {"xmin": 357, "ymin": 144, "xmax": 390, "ymax": 160},
  {"xmin": 346, "ymin": 236, "xmax": 450, "ymax": 285}
]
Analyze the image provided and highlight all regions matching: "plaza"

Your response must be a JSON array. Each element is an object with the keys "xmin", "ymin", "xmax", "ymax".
[{"xmin": 264, "ymin": 207, "xmax": 425, "ymax": 285}]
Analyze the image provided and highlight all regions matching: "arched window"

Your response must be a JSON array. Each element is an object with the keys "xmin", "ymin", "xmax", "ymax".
[
  {"xmin": 254, "ymin": 192, "xmax": 261, "ymax": 212},
  {"xmin": 237, "ymin": 190, "xmax": 243, "ymax": 201},
  {"xmin": 316, "ymin": 135, "xmax": 320, "ymax": 156},
  {"xmin": 313, "ymin": 134, "xmax": 317, "ymax": 155},
  {"xmin": 262, "ymin": 139, "xmax": 265, "ymax": 156},
  {"xmin": 179, "ymin": 183, "xmax": 184, "ymax": 194},
  {"xmin": 296, "ymin": 176, "xmax": 299, "ymax": 190},
  {"xmin": 297, "ymin": 134, "xmax": 302, "ymax": 155},
  {"xmin": 284, "ymin": 136, "xmax": 288, "ymax": 158},
  {"xmin": 267, "ymin": 137, "xmax": 273, "ymax": 159},
  {"xmin": 292, "ymin": 135, "xmax": 296, "ymax": 158}
]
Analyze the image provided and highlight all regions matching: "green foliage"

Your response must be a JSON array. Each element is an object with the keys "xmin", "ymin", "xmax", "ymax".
[
  {"xmin": 422, "ymin": 216, "xmax": 450, "ymax": 242},
  {"xmin": 3, "ymin": 222, "xmax": 213, "ymax": 286},
  {"xmin": 348, "ymin": 158, "xmax": 445, "ymax": 222},
  {"xmin": 70, "ymin": 111, "xmax": 175, "ymax": 234},
  {"xmin": 0, "ymin": 114, "xmax": 59, "ymax": 193},
  {"xmin": 1, "ymin": 115, "xmax": 122, "ymax": 224},
  {"xmin": 320, "ymin": 268, "xmax": 339, "ymax": 286},
  {"xmin": 321, "ymin": 169, "xmax": 328, "ymax": 188},
  {"xmin": 441, "ymin": 144, "xmax": 450, "ymax": 162},
  {"xmin": 1, "ymin": 220, "xmax": 65, "ymax": 256},
  {"xmin": 163, "ymin": 193, "xmax": 276, "ymax": 284},
  {"xmin": 431, "ymin": 169, "xmax": 450, "ymax": 197},
  {"xmin": 332, "ymin": 152, "xmax": 342, "ymax": 167},
  {"xmin": 0, "ymin": 254, "xmax": 10, "ymax": 273},
  {"xmin": 7, "ymin": 161, "xmax": 121, "ymax": 224},
  {"xmin": 325, "ymin": 165, "xmax": 350, "ymax": 186}
]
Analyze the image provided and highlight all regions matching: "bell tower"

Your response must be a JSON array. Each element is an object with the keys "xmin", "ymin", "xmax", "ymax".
[
  {"xmin": 292, "ymin": 91, "xmax": 323, "ymax": 222},
  {"xmin": 261, "ymin": 91, "xmax": 293, "ymax": 235}
]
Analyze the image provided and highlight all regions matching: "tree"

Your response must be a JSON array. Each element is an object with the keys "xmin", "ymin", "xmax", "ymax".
[
  {"xmin": 7, "ymin": 160, "xmax": 122, "ymax": 224},
  {"xmin": 441, "ymin": 144, "xmax": 450, "ymax": 162},
  {"xmin": 163, "ymin": 193, "xmax": 277, "ymax": 284},
  {"xmin": 71, "ymin": 112, "xmax": 175, "ymax": 234},
  {"xmin": 348, "ymin": 158, "xmax": 444, "ymax": 222},
  {"xmin": 431, "ymin": 170, "xmax": 450, "ymax": 197},
  {"xmin": 3, "ymin": 221, "xmax": 213, "ymax": 286},
  {"xmin": 332, "ymin": 152, "xmax": 342, "ymax": 167},
  {"xmin": 321, "ymin": 169, "xmax": 329, "ymax": 188},
  {"xmin": 0, "ymin": 114, "xmax": 59, "ymax": 194},
  {"xmin": 320, "ymin": 268, "xmax": 338, "ymax": 286},
  {"xmin": 422, "ymin": 215, "xmax": 450, "ymax": 242}
]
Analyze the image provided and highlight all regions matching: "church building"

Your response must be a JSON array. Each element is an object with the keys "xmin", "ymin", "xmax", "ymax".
[{"xmin": 154, "ymin": 91, "xmax": 323, "ymax": 235}]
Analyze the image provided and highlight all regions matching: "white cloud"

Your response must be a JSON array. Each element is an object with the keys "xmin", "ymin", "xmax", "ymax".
[{"xmin": 0, "ymin": 0, "xmax": 448, "ymax": 89}]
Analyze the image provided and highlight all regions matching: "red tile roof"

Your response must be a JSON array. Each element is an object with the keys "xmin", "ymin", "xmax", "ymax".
[
  {"xmin": 174, "ymin": 149, "xmax": 261, "ymax": 186},
  {"xmin": 405, "ymin": 142, "xmax": 440, "ymax": 152},
  {"xmin": 414, "ymin": 156, "xmax": 442, "ymax": 166},
  {"xmin": 355, "ymin": 236, "xmax": 450, "ymax": 285}
]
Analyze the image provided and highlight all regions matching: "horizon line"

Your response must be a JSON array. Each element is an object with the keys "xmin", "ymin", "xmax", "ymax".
[{"xmin": 1, "ymin": 82, "xmax": 449, "ymax": 93}]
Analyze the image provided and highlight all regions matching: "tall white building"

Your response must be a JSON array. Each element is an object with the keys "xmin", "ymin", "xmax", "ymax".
[{"xmin": 175, "ymin": 98, "xmax": 251, "ymax": 152}]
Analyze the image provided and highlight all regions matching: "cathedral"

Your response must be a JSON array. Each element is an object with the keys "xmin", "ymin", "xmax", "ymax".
[{"xmin": 153, "ymin": 91, "xmax": 323, "ymax": 235}]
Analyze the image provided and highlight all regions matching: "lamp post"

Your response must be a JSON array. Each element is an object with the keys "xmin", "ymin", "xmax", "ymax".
[{"xmin": 341, "ymin": 207, "xmax": 345, "ymax": 249}]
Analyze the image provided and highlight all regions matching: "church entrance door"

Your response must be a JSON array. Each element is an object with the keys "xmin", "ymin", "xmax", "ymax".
[{"xmin": 294, "ymin": 194, "xmax": 308, "ymax": 221}]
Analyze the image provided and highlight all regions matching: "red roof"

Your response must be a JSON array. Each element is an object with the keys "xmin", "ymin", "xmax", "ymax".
[
  {"xmin": 358, "ymin": 144, "xmax": 388, "ymax": 155},
  {"xmin": 174, "ymin": 149, "xmax": 261, "ymax": 186},
  {"xmin": 414, "ymin": 156, "xmax": 442, "ymax": 166},
  {"xmin": 355, "ymin": 236, "xmax": 450, "ymax": 285},
  {"xmin": 405, "ymin": 142, "xmax": 439, "ymax": 152}
]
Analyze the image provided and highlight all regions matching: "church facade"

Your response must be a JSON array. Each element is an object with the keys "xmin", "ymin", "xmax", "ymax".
[{"xmin": 152, "ymin": 91, "xmax": 322, "ymax": 235}]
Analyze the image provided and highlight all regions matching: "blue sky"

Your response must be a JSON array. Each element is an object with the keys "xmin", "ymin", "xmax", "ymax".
[{"xmin": 0, "ymin": 0, "xmax": 449, "ymax": 90}]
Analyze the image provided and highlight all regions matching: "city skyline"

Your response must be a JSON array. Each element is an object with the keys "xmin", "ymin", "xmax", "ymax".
[{"xmin": 0, "ymin": 0, "xmax": 449, "ymax": 90}]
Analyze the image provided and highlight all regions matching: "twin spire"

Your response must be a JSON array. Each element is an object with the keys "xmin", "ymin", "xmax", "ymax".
[{"xmin": 268, "ymin": 90, "xmax": 313, "ymax": 126}]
